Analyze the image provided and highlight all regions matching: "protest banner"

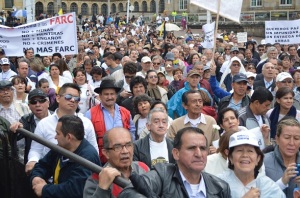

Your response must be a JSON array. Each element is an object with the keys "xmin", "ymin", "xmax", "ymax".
[
  {"xmin": 0, "ymin": 12, "xmax": 78, "ymax": 56},
  {"xmin": 190, "ymin": 0, "xmax": 243, "ymax": 23},
  {"xmin": 201, "ymin": 22, "xmax": 215, "ymax": 49},
  {"xmin": 265, "ymin": 19, "xmax": 300, "ymax": 44},
  {"xmin": 237, "ymin": 32, "xmax": 247, "ymax": 43}
]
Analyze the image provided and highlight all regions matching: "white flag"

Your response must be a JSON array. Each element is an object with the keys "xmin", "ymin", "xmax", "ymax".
[
  {"xmin": 190, "ymin": 0, "xmax": 243, "ymax": 23},
  {"xmin": 201, "ymin": 22, "xmax": 215, "ymax": 49}
]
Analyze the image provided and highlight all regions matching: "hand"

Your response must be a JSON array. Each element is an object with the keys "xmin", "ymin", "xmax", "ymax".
[
  {"xmin": 32, "ymin": 177, "xmax": 46, "ymax": 198},
  {"xmin": 282, "ymin": 163, "xmax": 297, "ymax": 185},
  {"xmin": 209, "ymin": 146, "xmax": 217, "ymax": 154},
  {"xmin": 26, "ymin": 85, "xmax": 32, "ymax": 92},
  {"xmin": 242, "ymin": 187, "xmax": 260, "ymax": 198},
  {"xmin": 210, "ymin": 61, "xmax": 216, "ymax": 76},
  {"xmin": 10, "ymin": 122, "xmax": 23, "ymax": 133},
  {"xmin": 26, "ymin": 161, "xmax": 37, "ymax": 175},
  {"xmin": 173, "ymin": 74, "xmax": 179, "ymax": 81},
  {"xmin": 32, "ymin": 177, "xmax": 46, "ymax": 186},
  {"xmin": 98, "ymin": 167, "xmax": 121, "ymax": 190},
  {"xmin": 260, "ymin": 124, "xmax": 270, "ymax": 140},
  {"xmin": 120, "ymin": 90, "xmax": 132, "ymax": 98}
]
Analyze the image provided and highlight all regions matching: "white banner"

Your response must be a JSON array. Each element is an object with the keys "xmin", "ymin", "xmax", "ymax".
[
  {"xmin": 0, "ymin": 12, "xmax": 78, "ymax": 56},
  {"xmin": 190, "ymin": 0, "xmax": 243, "ymax": 24},
  {"xmin": 237, "ymin": 32, "xmax": 247, "ymax": 43},
  {"xmin": 265, "ymin": 19, "xmax": 300, "ymax": 44},
  {"xmin": 201, "ymin": 22, "xmax": 215, "ymax": 49}
]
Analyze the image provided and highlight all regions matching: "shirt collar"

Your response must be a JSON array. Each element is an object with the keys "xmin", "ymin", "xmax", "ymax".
[
  {"xmin": 34, "ymin": 110, "xmax": 51, "ymax": 122},
  {"xmin": 184, "ymin": 114, "xmax": 206, "ymax": 125},
  {"xmin": 179, "ymin": 170, "xmax": 206, "ymax": 197}
]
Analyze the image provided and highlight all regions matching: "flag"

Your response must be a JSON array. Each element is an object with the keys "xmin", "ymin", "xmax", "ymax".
[
  {"xmin": 190, "ymin": 0, "xmax": 243, "ymax": 23},
  {"xmin": 58, "ymin": 8, "xmax": 63, "ymax": 16}
]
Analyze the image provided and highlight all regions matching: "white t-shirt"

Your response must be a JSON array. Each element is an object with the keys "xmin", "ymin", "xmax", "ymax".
[
  {"xmin": 137, "ymin": 118, "xmax": 147, "ymax": 136},
  {"xmin": 149, "ymin": 138, "xmax": 169, "ymax": 167},
  {"xmin": 78, "ymin": 83, "xmax": 95, "ymax": 114}
]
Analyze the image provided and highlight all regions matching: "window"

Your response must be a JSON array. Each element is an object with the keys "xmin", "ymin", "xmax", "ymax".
[
  {"xmin": 111, "ymin": 3, "xmax": 116, "ymax": 13},
  {"xmin": 179, "ymin": 0, "xmax": 187, "ymax": 10},
  {"xmin": 159, "ymin": 0, "xmax": 165, "ymax": 13},
  {"xmin": 142, "ymin": 1, "xmax": 147, "ymax": 12},
  {"xmin": 119, "ymin": 3, "xmax": 124, "ymax": 12},
  {"xmin": 280, "ymin": 0, "xmax": 292, "ymax": 5},
  {"xmin": 62, "ymin": 2, "xmax": 67, "ymax": 13},
  {"xmin": 92, "ymin": 3, "xmax": 98, "ymax": 15},
  {"xmin": 251, "ymin": 0, "xmax": 262, "ymax": 7},
  {"xmin": 101, "ymin": 4, "xmax": 108, "ymax": 16},
  {"xmin": 47, "ymin": 2, "xmax": 54, "ymax": 15},
  {"xmin": 81, "ymin": 3, "xmax": 88, "ymax": 15},
  {"xmin": 150, "ymin": 0, "xmax": 156, "ymax": 12},
  {"xmin": 70, "ymin": 3, "xmax": 78, "ymax": 14},
  {"xmin": 5, "ymin": 0, "xmax": 13, "ymax": 8},
  {"xmin": 35, "ymin": 2, "xmax": 44, "ymax": 16},
  {"xmin": 134, "ymin": 2, "xmax": 139, "ymax": 12}
]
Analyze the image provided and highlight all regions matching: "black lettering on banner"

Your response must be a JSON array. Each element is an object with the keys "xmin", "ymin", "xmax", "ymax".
[
  {"xmin": 55, "ymin": 45, "xmax": 75, "ymax": 52},
  {"xmin": 37, "ymin": 47, "xmax": 53, "ymax": 53}
]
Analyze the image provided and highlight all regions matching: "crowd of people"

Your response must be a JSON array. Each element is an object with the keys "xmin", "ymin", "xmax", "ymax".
[{"xmin": 1, "ymin": 11, "xmax": 300, "ymax": 198}]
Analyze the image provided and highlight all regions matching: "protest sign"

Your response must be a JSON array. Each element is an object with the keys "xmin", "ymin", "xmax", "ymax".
[
  {"xmin": 237, "ymin": 32, "xmax": 247, "ymax": 43},
  {"xmin": 0, "ymin": 12, "xmax": 78, "ymax": 56},
  {"xmin": 201, "ymin": 22, "xmax": 215, "ymax": 49},
  {"xmin": 265, "ymin": 19, "xmax": 300, "ymax": 44},
  {"xmin": 190, "ymin": 0, "xmax": 243, "ymax": 23}
]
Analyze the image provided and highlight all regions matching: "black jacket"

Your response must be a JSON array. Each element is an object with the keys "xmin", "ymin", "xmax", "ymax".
[
  {"xmin": 133, "ymin": 134, "xmax": 175, "ymax": 169},
  {"xmin": 218, "ymin": 93, "xmax": 250, "ymax": 112},
  {"xmin": 253, "ymin": 79, "xmax": 276, "ymax": 91},
  {"xmin": 18, "ymin": 111, "xmax": 53, "ymax": 164},
  {"xmin": 119, "ymin": 163, "xmax": 231, "ymax": 198}
]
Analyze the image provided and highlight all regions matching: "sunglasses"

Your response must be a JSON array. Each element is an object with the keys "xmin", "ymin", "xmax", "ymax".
[
  {"xmin": 29, "ymin": 98, "xmax": 47, "ymax": 105},
  {"xmin": 281, "ymin": 80, "xmax": 293, "ymax": 83},
  {"xmin": 148, "ymin": 75, "xmax": 158, "ymax": 79},
  {"xmin": 61, "ymin": 94, "xmax": 80, "ymax": 102},
  {"xmin": 232, "ymin": 64, "xmax": 240, "ymax": 67}
]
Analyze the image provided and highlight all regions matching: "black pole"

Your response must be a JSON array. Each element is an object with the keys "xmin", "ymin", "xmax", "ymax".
[{"xmin": 16, "ymin": 128, "xmax": 131, "ymax": 188}]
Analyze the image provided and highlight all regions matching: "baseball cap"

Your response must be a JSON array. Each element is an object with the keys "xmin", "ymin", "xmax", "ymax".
[
  {"xmin": 276, "ymin": 72, "xmax": 293, "ymax": 82},
  {"xmin": 141, "ymin": 56, "xmax": 151, "ymax": 63},
  {"xmin": 203, "ymin": 65, "xmax": 210, "ymax": 71},
  {"xmin": 186, "ymin": 37, "xmax": 193, "ymax": 43},
  {"xmin": 28, "ymin": 89, "xmax": 48, "ymax": 100},
  {"xmin": 229, "ymin": 131, "xmax": 259, "ymax": 148},
  {"xmin": 230, "ymin": 46, "xmax": 239, "ymax": 53},
  {"xmin": 187, "ymin": 70, "xmax": 201, "ymax": 77},
  {"xmin": 88, "ymin": 40, "xmax": 94, "ymax": 44},
  {"xmin": 246, "ymin": 72, "xmax": 256, "ymax": 79},
  {"xmin": 233, "ymin": 73, "xmax": 248, "ymax": 83},
  {"xmin": 165, "ymin": 52, "xmax": 174, "ymax": 61},
  {"xmin": 0, "ymin": 80, "xmax": 12, "ymax": 89},
  {"xmin": 0, "ymin": 57, "xmax": 10, "ymax": 65},
  {"xmin": 87, "ymin": 50, "xmax": 94, "ymax": 55}
]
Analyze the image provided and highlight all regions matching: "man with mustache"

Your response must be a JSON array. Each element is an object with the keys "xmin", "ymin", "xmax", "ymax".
[{"xmin": 85, "ymin": 78, "xmax": 136, "ymax": 164}]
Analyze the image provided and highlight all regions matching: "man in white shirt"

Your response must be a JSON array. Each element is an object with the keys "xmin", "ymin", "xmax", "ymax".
[
  {"xmin": 156, "ymin": 14, "xmax": 162, "ymax": 26},
  {"xmin": 26, "ymin": 83, "xmax": 98, "ymax": 174},
  {"xmin": 0, "ymin": 57, "xmax": 17, "ymax": 81},
  {"xmin": 133, "ymin": 108, "xmax": 175, "ymax": 168}
]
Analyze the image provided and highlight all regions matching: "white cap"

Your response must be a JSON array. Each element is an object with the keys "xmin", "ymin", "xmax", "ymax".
[
  {"xmin": 229, "ymin": 131, "xmax": 259, "ymax": 148},
  {"xmin": 189, "ymin": 44, "xmax": 194, "ymax": 48},
  {"xmin": 276, "ymin": 72, "xmax": 293, "ymax": 82},
  {"xmin": 0, "ymin": 57, "xmax": 10, "ymax": 65},
  {"xmin": 141, "ymin": 56, "xmax": 151, "ymax": 63},
  {"xmin": 246, "ymin": 72, "xmax": 256, "ymax": 79},
  {"xmin": 261, "ymin": 39, "xmax": 266, "ymax": 45}
]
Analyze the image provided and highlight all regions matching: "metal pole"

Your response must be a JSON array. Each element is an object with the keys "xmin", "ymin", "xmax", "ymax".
[
  {"xmin": 16, "ymin": 128, "xmax": 131, "ymax": 188},
  {"xmin": 127, "ymin": 0, "xmax": 130, "ymax": 23}
]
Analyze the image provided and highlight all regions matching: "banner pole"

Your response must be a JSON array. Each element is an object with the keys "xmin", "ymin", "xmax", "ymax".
[{"xmin": 212, "ymin": 0, "xmax": 221, "ymax": 56}]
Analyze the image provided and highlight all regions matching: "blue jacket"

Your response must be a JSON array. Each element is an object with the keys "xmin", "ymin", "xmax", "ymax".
[
  {"xmin": 209, "ymin": 75, "xmax": 230, "ymax": 100},
  {"xmin": 30, "ymin": 139, "xmax": 101, "ymax": 198},
  {"xmin": 167, "ymin": 81, "xmax": 213, "ymax": 119}
]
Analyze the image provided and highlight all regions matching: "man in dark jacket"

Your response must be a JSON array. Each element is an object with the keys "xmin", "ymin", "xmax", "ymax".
[
  {"xmin": 30, "ymin": 115, "xmax": 101, "ymax": 198},
  {"xmin": 133, "ymin": 108, "xmax": 175, "ymax": 169},
  {"xmin": 218, "ymin": 73, "xmax": 250, "ymax": 112},
  {"xmin": 119, "ymin": 127, "xmax": 231, "ymax": 198},
  {"xmin": 10, "ymin": 89, "xmax": 52, "ymax": 164}
]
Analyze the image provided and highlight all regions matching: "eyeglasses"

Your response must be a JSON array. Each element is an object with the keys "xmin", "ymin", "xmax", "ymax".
[
  {"xmin": 258, "ymin": 49, "xmax": 264, "ymax": 51},
  {"xmin": 232, "ymin": 52, "xmax": 238, "ymax": 54},
  {"xmin": 0, "ymin": 87, "xmax": 14, "ymax": 93},
  {"xmin": 125, "ymin": 75, "xmax": 135, "ymax": 79},
  {"xmin": 153, "ymin": 62, "xmax": 160, "ymax": 65},
  {"xmin": 281, "ymin": 80, "xmax": 293, "ymax": 83},
  {"xmin": 232, "ymin": 64, "xmax": 240, "ymax": 67},
  {"xmin": 29, "ymin": 98, "xmax": 47, "ymax": 105},
  {"xmin": 148, "ymin": 75, "xmax": 158, "ymax": 79},
  {"xmin": 60, "ymin": 94, "xmax": 80, "ymax": 102},
  {"xmin": 105, "ymin": 142, "xmax": 133, "ymax": 152},
  {"xmin": 225, "ymin": 48, "xmax": 230, "ymax": 50}
]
